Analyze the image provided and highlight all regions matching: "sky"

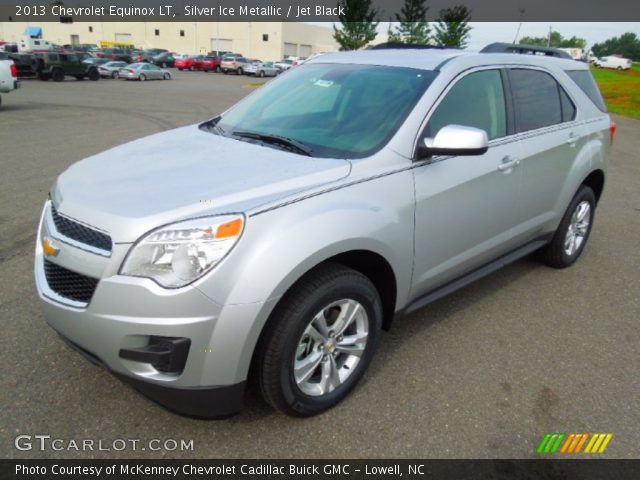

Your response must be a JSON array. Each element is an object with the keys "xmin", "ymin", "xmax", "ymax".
[{"xmin": 312, "ymin": 22, "xmax": 640, "ymax": 50}]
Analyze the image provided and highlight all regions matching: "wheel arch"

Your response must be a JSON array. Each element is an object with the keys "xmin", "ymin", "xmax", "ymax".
[{"xmin": 581, "ymin": 169, "xmax": 605, "ymax": 204}]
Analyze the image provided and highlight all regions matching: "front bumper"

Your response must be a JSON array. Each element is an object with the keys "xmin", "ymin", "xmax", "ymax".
[{"xmin": 34, "ymin": 201, "xmax": 275, "ymax": 417}]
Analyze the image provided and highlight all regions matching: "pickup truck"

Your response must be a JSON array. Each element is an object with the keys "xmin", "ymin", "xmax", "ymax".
[{"xmin": 0, "ymin": 58, "xmax": 20, "ymax": 107}]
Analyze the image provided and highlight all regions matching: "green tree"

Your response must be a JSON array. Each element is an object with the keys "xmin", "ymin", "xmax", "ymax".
[
  {"xmin": 333, "ymin": 0, "xmax": 379, "ymax": 51},
  {"xmin": 390, "ymin": 0, "xmax": 431, "ymax": 45},
  {"xmin": 519, "ymin": 31, "xmax": 586, "ymax": 49},
  {"xmin": 592, "ymin": 32, "xmax": 640, "ymax": 61},
  {"xmin": 433, "ymin": 6, "xmax": 472, "ymax": 48}
]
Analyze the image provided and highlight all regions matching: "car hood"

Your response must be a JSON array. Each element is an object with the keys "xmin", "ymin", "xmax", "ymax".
[{"xmin": 53, "ymin": 125, "xmax": 351, "ymax": 243}]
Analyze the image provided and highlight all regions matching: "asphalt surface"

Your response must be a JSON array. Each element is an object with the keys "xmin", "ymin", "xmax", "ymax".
[{"xmin": 0, "ymin": 70, "xmax": 638, "ymax": 459}]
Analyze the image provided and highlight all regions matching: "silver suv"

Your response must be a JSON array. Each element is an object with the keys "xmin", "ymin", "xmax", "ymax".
[{"xmin": 35, "ymin": 48, "xmax": 612, "ymax": 417}]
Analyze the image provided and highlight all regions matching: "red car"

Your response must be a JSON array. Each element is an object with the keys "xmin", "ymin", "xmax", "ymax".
[
  {"xmin": 175, "ymin": 55, "xmax": 205, "ymax": 71},
  {"xmin": 201, "ymin": 56, "xmax": 221, "ymax": 73}
]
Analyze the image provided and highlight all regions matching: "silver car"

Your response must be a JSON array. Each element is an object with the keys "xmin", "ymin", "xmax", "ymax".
[
  {"xmin": 35, "ymin": 47, "xmax": 611, "ymax": 417},
  {"xmin": 244, "ymin": 61, "xmax": 278, "ymax": 77},
  {"xmin": 119, "ymin": 62, "xmax": 171, "ymax": 81},
  {"xmin": 97, "ymin": 61, "xmax": 128, "ymax": 78}
]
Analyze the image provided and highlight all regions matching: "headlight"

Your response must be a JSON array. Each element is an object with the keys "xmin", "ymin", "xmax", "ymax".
[{"xmin": 120, "ymin": 215, "xmax": 244, "ymax": 288}]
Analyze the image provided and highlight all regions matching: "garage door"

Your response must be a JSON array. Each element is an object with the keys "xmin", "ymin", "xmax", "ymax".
[
  {"xmin": 284, "ymin": 42, "xmax": 298, "ymax": 57},
  {"xmin": 114, "ymin": 33, "xmax": 132, "ymax": 43},
  {"xmin": 211, "ymin": 38, "xmax": 233, "ymax": 53},
  {"xmin": 299, "ymin": 44, "xmax": 312, "ymax": 58}
]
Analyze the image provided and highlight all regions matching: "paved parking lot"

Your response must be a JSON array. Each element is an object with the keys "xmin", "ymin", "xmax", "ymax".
[{"xmin": 0, "ymin": 70, "xmax": 638, "ymax": 459}]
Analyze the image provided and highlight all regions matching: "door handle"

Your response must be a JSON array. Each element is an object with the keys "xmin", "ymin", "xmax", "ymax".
[
  {"xmin": 498, "ymin": 156, "xmax": 520, "ymax": 172},
  {"xmin": 566, "ymin": 133, "xmax": 579, "ymax": 146}
]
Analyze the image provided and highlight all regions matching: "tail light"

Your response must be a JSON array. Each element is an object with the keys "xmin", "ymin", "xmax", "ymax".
[
  {"xmin": 609, "ymin": 120, "xmax": 617, "ymax": 145},
  {"xmin": 10, "ymin": 63, "xmax": 17, "ymax": 78}
]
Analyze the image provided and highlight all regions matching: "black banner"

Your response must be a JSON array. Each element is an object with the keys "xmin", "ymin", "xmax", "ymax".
[
  {"xmin": 1, "ymin": 0, "xmax": 640, "ymax": 22},
  {"xmin": 3, "ymin": 459, "xmax": 640, "ymax": 480}
]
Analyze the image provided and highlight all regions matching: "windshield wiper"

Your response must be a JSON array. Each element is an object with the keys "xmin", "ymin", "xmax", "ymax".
[
  {"xmin": 199, "ymin": 117, "xmax": 226, "ymax": 136},
  {"xmin": 232, "ymin": 130, "xmax": 313, "ymax": 156}
]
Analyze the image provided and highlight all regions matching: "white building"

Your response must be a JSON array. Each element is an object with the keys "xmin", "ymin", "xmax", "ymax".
[{"xmin": 0, "ymin": 21, "xmax": 339, "ymax": 59}]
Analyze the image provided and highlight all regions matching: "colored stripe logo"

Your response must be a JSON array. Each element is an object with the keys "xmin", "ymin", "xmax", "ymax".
[{"xmin": 537, "ymin": 433, "xmax": 613, "ymax": 454}]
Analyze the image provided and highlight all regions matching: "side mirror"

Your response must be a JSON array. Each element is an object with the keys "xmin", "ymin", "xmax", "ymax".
[{"xmin": 416, "ymin": 125, "xmax": 489, "ymax": 159}]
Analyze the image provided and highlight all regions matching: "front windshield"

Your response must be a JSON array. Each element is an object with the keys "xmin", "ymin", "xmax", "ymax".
[{"xmin": 216, "ymin": 63, "xmax": 437, "ymax": 159}]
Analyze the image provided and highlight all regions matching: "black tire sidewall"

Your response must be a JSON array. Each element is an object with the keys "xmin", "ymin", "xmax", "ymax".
[
  {"xmin": 549, "ymin": 186, "xmax": 596, "ymax": 267},
  {"xmin": 264, "ymin": 269, "xmax": 382, "ymax": 416}
]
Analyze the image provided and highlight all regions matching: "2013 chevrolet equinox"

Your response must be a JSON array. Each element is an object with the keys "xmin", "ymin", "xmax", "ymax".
[{"xmin": 35, "ymin": 49, "xmax": 612, "ymax": 417}]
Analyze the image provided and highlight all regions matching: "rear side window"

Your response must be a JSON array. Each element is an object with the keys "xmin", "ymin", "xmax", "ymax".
[
  {"xmin": 565, "ymin": 70, "xmax": 607, "ymax": 112},
  {"xmin": 427, "ymin": 69, "xmax": 507, "ymax": 140},
  {"xmin": 509, "ymin": 69, "xmax": 575, "ymax": 132}
]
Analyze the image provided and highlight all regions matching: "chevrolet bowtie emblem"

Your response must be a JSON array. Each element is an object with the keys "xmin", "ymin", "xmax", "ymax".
[{"xmin": 42, "ymin": 237, "xmax": 60, "ymax": 257}]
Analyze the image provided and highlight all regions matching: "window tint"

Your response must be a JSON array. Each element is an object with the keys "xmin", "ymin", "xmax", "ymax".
[
  {"xmin": 427, "ymin": 69, "xmax": 507, "ymax": 140},
  {"xmin": 559, "ymin": 87, "xmax": 576, "ymax": 122},
  {"xmin": 565, "ymin": 70, "xmax": 607, "ymax": 112},
  {"xmin": 510, "ymin": 69, "xmax": 569, "ymax": 132}
]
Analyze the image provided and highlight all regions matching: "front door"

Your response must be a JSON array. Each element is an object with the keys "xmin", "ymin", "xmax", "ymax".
[{"xmin": 411, "ymin": 68, "xmax": 523, "ymax": 299}]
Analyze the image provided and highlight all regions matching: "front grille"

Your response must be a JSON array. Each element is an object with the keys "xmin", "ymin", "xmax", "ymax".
[
  {"xmin": 51, "ymin": 205, "xmax": 112, "ymax": 252},
  {"xmin": 44, "ymin": 259, "xmax": 99, "ymax": 304}
]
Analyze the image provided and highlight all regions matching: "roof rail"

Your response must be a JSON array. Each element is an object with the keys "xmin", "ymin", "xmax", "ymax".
[
  {"xmin": 480, "ymin": 42, "xmax": 572, "ymax": 59},
  {"xmin": 368, "ymin": 42, "xmax": 455, "ymax": 51}
]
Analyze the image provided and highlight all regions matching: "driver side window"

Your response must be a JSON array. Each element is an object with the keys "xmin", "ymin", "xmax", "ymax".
[{"xmin": 427, "ymin": 69, "xmax": 507, "ymax": 140}]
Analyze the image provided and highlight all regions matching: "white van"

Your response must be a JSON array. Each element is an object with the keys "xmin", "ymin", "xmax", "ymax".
[{"xmin": 594, "ymin": 56, "xmax": 633, "ymax": 70}]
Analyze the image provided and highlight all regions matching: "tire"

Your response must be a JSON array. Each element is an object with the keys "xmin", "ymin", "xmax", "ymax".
[
  {"xmin": 178, "ymin": 68, "xmax": 183, "ymax": 71},
  {"xmin": 259, "ymin": 70, "xmax": 265, "ymax": 78},
  {"xmin": 237, "ymin": 67, "xmax": 243, "ymax": 75},
  {"xmin": 617, "ymin": 66, "xmax": 622, "ymax": 70},
  {"xmin": 88, "ymin": 69, "xmax": 99, "ymax": 81},
  {"xmin": 539, "ymin": 185, "xmax": 596, "ymax": 268},
  {"xmin": 204, "ymin": 69, "xmax": 209, "ymax": 73},
  {"xmin": 189, "ymin": 66, "xmax": 194, "ymax": 71},
  {"xmin": 139, "ymin": 74, "xmax": 146, "ymax": 82},
  {"xmin": 111, "ymin": 71, "xmax": 118, "ymax": 79},
  {"xmin": 256, "ymin": 263, "xmax": 382, "ymax": 417},
  {"xmin": 163, "ymin": 73, "xmax": 170, "ymax": 80},
  {"xmin": 223, "ymin": 69, "xmax": 228, "ymax": 74},
  {"xmin": 215, "ymin": 66, "xmax": 221, "ymax": 73},
  {"xmin": 52, "ymin": 69, "xmax": 64, "ymax": 82}
]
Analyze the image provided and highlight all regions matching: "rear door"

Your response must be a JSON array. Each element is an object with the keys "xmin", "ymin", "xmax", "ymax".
[
  {"xmin": 506, "ymin": 68, "xmax": 584, "ymax": 244},
  {"xmin": 411, "ymin": 68, "xmax": 524, "ymax": 298}
]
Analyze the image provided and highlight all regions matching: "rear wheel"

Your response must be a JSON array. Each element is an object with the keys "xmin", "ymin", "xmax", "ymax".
[
  {"xmin": 139, "ymin": 74, "xmax": 146, "ymax": 81},
  {"xmin": 237, "ymin": 67, "xmax": 243, "ymax": 75},
  {"xmin": 539, "ymin": 185, "xmax": 596, "ymax": 268},
  {"xmin": 178, "ymin": 68, "xmax": 183, "ymax": 71},
  {"xmin": 51, "ymin": 69, "xmax": 65, "ymax": 82},
  {"xmin": 215, "ymin": 66, "xmax": 221, "ymax": 73},
  {"xmin": 259, "ymin": 70, "xmax": 265, "ymax": 78},
  {"xmin": 256, "ymin": 263, "xmax": 382, "ymax": 416},
  {"xmin": 111, "ymin": 71, "xmax": 118, "ymax": 79},
  {"xmin": 189, "ymin": 66, "xmax": 194, "ymax": 71},
  {"xmin": 88, "ymin": 69, "xmax": 99, "ymax": 81},
  {"xmin": 163, "ymin": 73, "xmax": 171, "ymax": 80}
]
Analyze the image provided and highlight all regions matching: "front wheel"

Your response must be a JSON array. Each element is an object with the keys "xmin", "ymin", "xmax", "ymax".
[
  {"xmin": 163, "ymin": 73, "xmax": 170, "ymax": 80},
  {"xmin": 139, "ymin": 74, "xmax": 146, "ymax": 81},
  {"xmin": 236, "ymin": 68, "xmax": 243, "ymax": 75},
  {"xmin": 256, "ymin": 263, "xmax": 382, "ymax": 417},
  {"xmin": 539, "ymin": 185, "xmax": 596, "ymax": 268},
  {"xmin": 88, "ymin": 69, "xmax": 99, "ymax": 81},
  {"xmin": 259, "ymin": 70, "xmax": 265, "ymax": 78}
]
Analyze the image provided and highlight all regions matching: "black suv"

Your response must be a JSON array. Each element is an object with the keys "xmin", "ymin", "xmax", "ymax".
[{"xmin": 32, "ymin": 52, "xmax": 100, "ymax": 82}]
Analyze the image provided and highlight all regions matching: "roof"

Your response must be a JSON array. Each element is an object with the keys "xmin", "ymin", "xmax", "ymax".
[{"xmin": 309, "ymin": 49, "xmax": 587, "ymax": 72}]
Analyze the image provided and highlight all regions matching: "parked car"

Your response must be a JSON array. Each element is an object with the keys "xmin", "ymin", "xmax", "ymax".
[
  {"xmin": 175, "ymin": 55, "xmax": 205, "ymax": 71},
  {"xmin": 202, "ymin": 56, "xmax": 221, "ymax": 73},
  {"xmin": 0, "ymin": 58, "xmax": 19, "ymax": 108},
  {"xmin": 273, "ymin": 58, "xmax": 294, "ymax": 72},
  {"xmin": 99, "ymin": 48, "xmax": 134, "ymax": 63},
  {"xmin": 137, "ymin": 48, "xmax": 168, "ymax": 63},
  {"xmin": 35, "ymin": 48, "xmax": 612, "ymax": 418},
  {"xmin": 150, "ymin": 52, "xmax": 175, "ymax": 68},
  {"xmin": 98, "ymin": 61, "xmax": 128, "ymax": 78},
  {"xmin": 594, "ymin": 55, "xmax": 632, "ymax": 70},
  {"xmin": 220, "ymin": 54, "xmax": 250, "ymax": 74},
  {"xmin": 82, "ymin": 57, "xmax": 110, "ymax": 67},
  {"xmin": 244, "ymin": 61, "xmax": 278, "ymax": 77},
  {"xmin": 118, "ymin": 62, "xmax": 171, "ymax": 81},
  {"xmin": 32, "ymin": 52, "xmax": 100, "ymax": 81}
]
